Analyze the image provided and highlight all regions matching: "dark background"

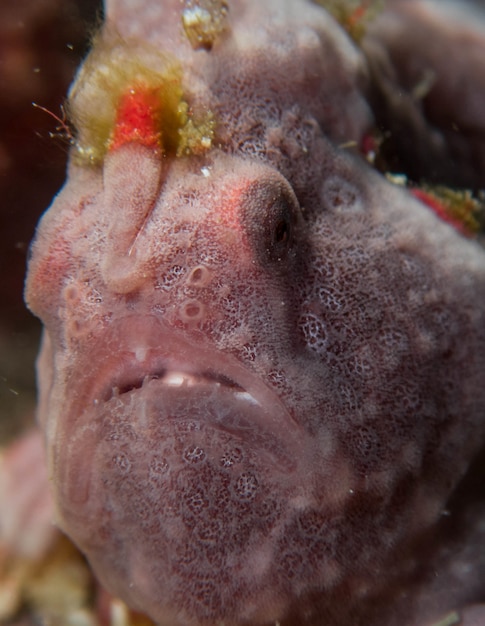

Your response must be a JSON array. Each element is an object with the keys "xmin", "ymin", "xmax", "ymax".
[{"xmin": 0, "ymin": 0, "xmax": 102, "ymax": 441}]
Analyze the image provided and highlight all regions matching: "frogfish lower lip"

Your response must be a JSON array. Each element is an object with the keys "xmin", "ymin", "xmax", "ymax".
[{"xmin": 58, "ymin": 315, "xmax": 305, "ymax": 473}]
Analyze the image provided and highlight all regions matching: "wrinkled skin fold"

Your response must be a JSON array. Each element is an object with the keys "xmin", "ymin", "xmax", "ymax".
[{"xmin": 25, "ymin": 1, "xmax": 485, "ymax": 625}]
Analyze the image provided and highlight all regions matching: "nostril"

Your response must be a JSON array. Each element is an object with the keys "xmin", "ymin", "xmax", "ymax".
[
  {"xmin": 180, "ymin": 299, "xmax": 205, "ymax": 322},
  {"xmin": 186, "ymin": 264, "xmax": 212, "ymax": 287},
  {"xmin": 190, "ymin": 268, "xmax": 203, "ymax": 282},
  {"xmin": 185, "ymin": 303, "xmax": 201, "ymax": 317}
]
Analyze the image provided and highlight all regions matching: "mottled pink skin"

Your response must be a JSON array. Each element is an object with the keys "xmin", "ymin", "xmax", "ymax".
[{"xmin": 24, "ymin": 1, "xmax": 485, "ymax": 625}]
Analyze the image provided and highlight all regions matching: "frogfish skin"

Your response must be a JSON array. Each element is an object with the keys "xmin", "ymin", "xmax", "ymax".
[{"xmin": 24, "ymin": 0, "xmax": 485, "ymax": 625}]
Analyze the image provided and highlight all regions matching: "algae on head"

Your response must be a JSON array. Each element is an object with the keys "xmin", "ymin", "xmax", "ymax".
[
  {"xmin": 67, "ymin": 31, "xmax": 214, "ymax": 165},
  {"xmin": 416, "ymin": 186, "xmax": 485, "ymax": 235},
  {"xmin": 182, "ymin": 0, "xmax": 229, "ymax": 51},
  {"xmin": 313, "ymin": 0, "xmax": 384, "ymax": 41}
]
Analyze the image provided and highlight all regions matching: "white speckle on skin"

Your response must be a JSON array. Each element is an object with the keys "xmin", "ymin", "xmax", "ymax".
[{"xmin": 134, "ymin": 345, "xmax": 148, "ymax": 362}]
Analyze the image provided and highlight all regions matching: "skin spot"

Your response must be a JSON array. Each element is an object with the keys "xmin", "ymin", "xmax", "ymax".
[{"xmin": 187, "ymin": 265, "xmax": 212, "ymax": 287}]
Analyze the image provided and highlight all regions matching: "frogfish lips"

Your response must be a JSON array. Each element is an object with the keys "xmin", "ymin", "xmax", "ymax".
[{"xmin": 49, "ymin": 316, "xmax": 306, "ymax": 625}]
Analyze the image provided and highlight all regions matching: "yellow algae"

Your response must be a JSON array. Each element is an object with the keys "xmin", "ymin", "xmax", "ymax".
[
  {"xmin": 417, "ymin": 185, "xmax": 484, "ymax": 235},
  {"xmin": 67, "ymin": 31, "xmax": 214, "ymax": 165},
  {"xmin": 385, "ymin": 173, "xmax": 484, "ymax": 235},
  {"xmin": 429, "ymin": 612, "xmax": 461, "ymax": 626},
  {"xmin": 177, "ymin": 101, "xmax": 215, "ymax": 156},
  {"xmin": 182, "ymin": 0, "xmax": 229, "ymax": 51},
  {"xmin": 314, "ymin": 0, "xmax": 384, "ymax": 41}
]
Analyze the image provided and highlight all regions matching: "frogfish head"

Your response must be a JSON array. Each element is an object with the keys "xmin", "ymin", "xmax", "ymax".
[{"xmin": 24, "ymin": 1, "xmax": 485, "ymax": 624}]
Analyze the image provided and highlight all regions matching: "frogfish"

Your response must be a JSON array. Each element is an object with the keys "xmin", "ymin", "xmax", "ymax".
[{"xmin": 23, "ymin": 0, "xmax": 485, "ymax": 624}]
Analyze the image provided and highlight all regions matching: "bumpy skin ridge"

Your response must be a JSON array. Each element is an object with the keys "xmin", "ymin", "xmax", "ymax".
[{"xmin": 25, "ymin": 1, "xmax": 485, "ymax": 625}]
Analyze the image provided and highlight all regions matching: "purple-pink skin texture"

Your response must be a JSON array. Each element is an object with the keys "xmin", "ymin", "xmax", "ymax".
[{"xmin": 24, "ymin": 1, "xmax": 485, "ymax": 625}]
